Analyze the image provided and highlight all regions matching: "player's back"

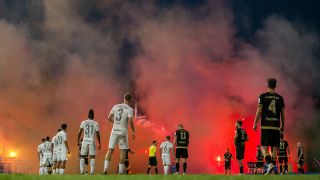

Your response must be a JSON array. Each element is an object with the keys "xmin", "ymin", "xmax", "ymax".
[
  {"xmin": 38, "ymin": 143, "xmax": 44, "ymax": 155},
  {"xmin": 175, "ymin": 129, "xmax": 189, "ymax": 148},
  {"xmin": 81, "ymin": 119, "xmax": 99, "ymax": 143},
  {"xmin": 259, "ymin": 92, "xmax": 285, "ymax": 128},
  {"xmin": 278, "ymin": 140, "xmax": 288, "ymax": 156},
  {"xmin": 43, "ymin": 141, "xmax": 52, "ymax": 155},
  {"xmin": 55, "ymin": 131, "xmax": 67, "ymax": 150},
  {"xmin": 111, "ymin": 103, "xmax": 133, "ymax": 135},
  {"xmin": 160, "ymin": 141, "xmax": 173, "ymax": 156}
]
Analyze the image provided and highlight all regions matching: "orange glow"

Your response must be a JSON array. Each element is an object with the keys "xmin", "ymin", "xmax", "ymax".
[{"xmin": 8, "ymin": 151, "xmax": 17, "ymax": 158}]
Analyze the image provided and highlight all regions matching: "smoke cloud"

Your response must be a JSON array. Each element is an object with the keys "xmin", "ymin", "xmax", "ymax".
[{"xmin": 0, "ymin": 0, "xmax": 319, "ymax": 173}]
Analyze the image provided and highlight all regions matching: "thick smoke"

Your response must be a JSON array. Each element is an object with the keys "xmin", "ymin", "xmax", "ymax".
[{"xmin": 0, "ymin": 0, "xmax": 319, "ymax": 173}]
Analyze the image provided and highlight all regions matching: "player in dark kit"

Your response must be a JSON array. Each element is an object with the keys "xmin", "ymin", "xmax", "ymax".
[
  {"xmin": 234, "ymin": 120, "xmax": 248, "ymax": 175},
  {"xmin": 174, "ymin": 124, "xmax": 189, "ymax": 175},
  {"xmin": 278, "ymin": 134, "xmax": 290, "ymax": 175},
  {"xmin": 255, "ymin": 145, "xmax": 264, "ymax": 174},
  {"xmin": 253, "ymin": 78, "xmax": 285, "ymax": 175},
  {"xmin": 297, "ymin": 142, "xmax": 304, "ymax": 174},
  {"xmin": 224, "ymin": 148, "xmax": 234, "ymax": 175},
  {"xmin": 125, "ymin": 149, "xmax": 134, "ymax": 174}
]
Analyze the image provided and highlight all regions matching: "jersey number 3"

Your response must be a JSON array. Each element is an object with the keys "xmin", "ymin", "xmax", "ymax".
[{"xmin": 116, "ymin": 109, "xmax": 124, "ymax": 121}]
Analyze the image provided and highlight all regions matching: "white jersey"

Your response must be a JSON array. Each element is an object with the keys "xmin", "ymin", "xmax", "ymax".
[
  {"xmin": 160, "ymin": 141, "xmax": 173, "ymax": 157},
  {"xmin": 38, "ymin": 143, "xmax": 44, "ymax": 158},
  {"xmin": 51, "ymin": 135, "xmax": 58, "ymax": 151},
  {"xmin": 80, "ymin": 119, "xmax": 99, "ymax": 143},
  {"xmin": 55, "ymin": 131, "xmax": 67, "ymax": 150},
  {"xmin": 42, "ymin": 141, "xmax": 52, "ymax": 156},
  {"xmin": 110, "ymin": 103, "xmax": 133, "ymax": 135}
]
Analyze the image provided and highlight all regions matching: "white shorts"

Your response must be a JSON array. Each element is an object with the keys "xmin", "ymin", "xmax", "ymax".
[
  {"xmin": 108, "ymin": 133, "xmax": 129, "ymax": 150},
  {"xmin": 81, "ymin": 141, "xmax": 96, "ymax": 156},
  {"xmin": 57, "ymin": 149, "xmax": 67, "ymax": 161},
  {"xmin": 52, "ymin": 150, "xmax": 57, "ymax": 162},
  {"xmin": 42, "ymin": 155, "xmax": 53, "ymax": 166},
  {"xmin": 39, "ymin": 157, "xmax": 43, "ymax": 166},
  {"xmin": 161, "ymin": 156, "xmax": 171, "ymax": 165}
]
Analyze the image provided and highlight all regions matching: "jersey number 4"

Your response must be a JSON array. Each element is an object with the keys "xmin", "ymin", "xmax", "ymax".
[{"xmin": 268, "ymin": 100, "xmax": 276, "ymax": 114}]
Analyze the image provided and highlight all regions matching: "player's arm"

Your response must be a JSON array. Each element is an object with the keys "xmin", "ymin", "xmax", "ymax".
[
  {"xmin": 65, "ymin": 140, "xmax": 70, "ymax": 154},
  {"xmin": 96, "ymin": 130, "xmax": 101, "ymax": 149},
  {"xmin": 129, "ymin": 117, "xmax": 135, "ymax": 139},
  {"xmin": 77, "ymin": 128, "xmax": 83, "ymax": 146},
  {"xmin": 128, "ymin": 149, "xmax": 135, "ymax": 154},
  {"xmin": 253, "ymin": 106, "xmax": 262, "ymax": 130},
  {"xmin": 280, "ymin": 108, "xmax": 285, "ymax": 132},
  {"xmin": 107, "ymin": 112, "xmax": 114, "ymax": 123}
]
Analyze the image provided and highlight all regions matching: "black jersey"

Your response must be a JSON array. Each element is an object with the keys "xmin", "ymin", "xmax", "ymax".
[
  {"xmin": 298, "ymin": 146, "xmax": 304, "ymax": 160},
  {"xmin": 175, "ymin": 129, "xmax": 189, "ymax": 148},
  {"xmin": 256, "ymin": 149, "xmax": 264, "ymax": 162},
  {"xmin": 278, "ymin": 140, "xmax": 289, "ymax": 157},
  {"xmin": 234, "ymin": 128, "xmax": 248, "ymax": 146},
  {"xmin": 224, "ymin": 152, "xmax": 233, "ymax": 162},
  {"xmin": 258, "ymin": 92, "xmax": 285, "ymax": 129}
]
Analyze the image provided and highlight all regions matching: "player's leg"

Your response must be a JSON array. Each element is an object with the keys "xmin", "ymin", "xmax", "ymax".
[
  {"xmin": 59, "ymin": 150, "xmax": 67, "ymax": 174},
  {"xmin": 284, "ymin": 157, "xmax": 288, "ymax": 174},
  {"xmin": 154, "ymin": 158, "xmax": 159, "ymax": 174},
  {"xmin": 88, "ymin": 143, "xmax": 96, "ymax": 175},
  {"xmin": 175, "ymin": 158, "xmax": 180, "ymax": 174},
  {"xmin": 271, "ymin": 146, "xmax": 278, "ymax": 174},
  {"xmin": 80, "ymin": 142, "xmax": 87, "ymax": 174},
  {"xmin": 182, "ymin": 149, "xmax": 188, "ymax": 174},
  {"xmin": 118, "ymin": 135, "xmax": 129, "ymax": 174},
  {"xmin": 147, "ymin": 157, "xmax": 152, "ymax": 174},
  {"xmin": 104, "ymin": 134, "xmax": 117, "ymax": 174}
]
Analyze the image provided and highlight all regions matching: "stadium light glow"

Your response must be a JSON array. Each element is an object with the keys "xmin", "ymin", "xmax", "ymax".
[{"xmin": 8, "ymin": 151, "xmax": 17, "ymax": 158}]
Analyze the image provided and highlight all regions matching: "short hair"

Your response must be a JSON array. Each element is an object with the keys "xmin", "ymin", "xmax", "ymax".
[
  {"xmin": 88, "ymin": 109, "xmax": 94, "ymax": 119},
  {"xmin": 124, "ymin": 93, "xmax": 132, "ymax": 102},
  {"xmin": 257, "ymin": 145, "xmax": 261, "ymax": 148},
  {"xmin": 268, "ymin": 78, "xmax": 277, "ymax": 89},
  {"xmin": 236, "ymin": 120, "xmax": 243, "ymax": 126},
  {"xmin": 46, "ymin": 136, "xmax": 50, "ymax": 141},
  {"xmin": 280, "ymin": 133, "xmax": 284, "ymax": 139},
  {"xmin": 178, "ymin": 124, "xmax": 184, "ymax": 129},
  {"xmin": 166, "ymin": 136, "xmax": 170, "ymax": 140},
  {"xmin": 41, "ymin": 138, "xmax": 45, "ymax": 142},
  {"xmin": 152, "ymin": 140, "xmax": 157, "ymax": 144},
  {"xmin": 57, "ymin": 129, "xmax": 62, "ymax": 132},
  {"xmin": 61, "ymin": 123, "xmax": 67, "ymax": 130}
]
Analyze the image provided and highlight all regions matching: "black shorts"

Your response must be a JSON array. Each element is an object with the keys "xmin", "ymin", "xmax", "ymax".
[
  {"xmin": 278, "ymin": 157, "xmax": 288, "ymax": 164},
  {"xmin": 298, "ymin": 160, "xmax": 304, "ymax": 166},
  {"xmin": 149, "ymin": 157, "xmax": 157, "ymax": 166},
  {"xmin": 125, "ymin": 160, "xmax": 129, "ymax": 168},
  {"xmin": 256, "ymin": 162, "xmax": 264, "ymax": 168},
  {"xmin": 175, "ymin": 148, "xmax": 189, "ymax": 158},
  {"xmin": 225, "ymin": 162, "xmax": 231, "ymax": 170},
  {"xmin": 236, "ymin": 145, "xmax": 245, "ymax": 160},
  {"xmin": 261, "ymin": 129, "xmax": 280, "ymax": 146}
]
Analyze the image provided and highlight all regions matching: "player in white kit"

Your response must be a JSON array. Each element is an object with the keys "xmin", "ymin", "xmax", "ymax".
[
  {"xmin": 77, "ymin": 109, "xmax": 101, "ymax": 175},
  {"xmin": 51, "ymin": 129, "xmax": 61, "ymax": 174},
  {"xmin": 38, "ymin": 138, "xmax": 45, "ymax": 175},
  {"xmin": 160, "ymin": 136, "xmax": 174, "ymax": 175},
  {"xmin": 42, "ymin": 136, "xmax": 53, "ymax": 174},
  {"xmin": 103, "ymin": 94, "xmax": 135, "ymax": 174},
  {"xmin": 55, "ymin": 123, "xmax": 70, "ymax": 175}
]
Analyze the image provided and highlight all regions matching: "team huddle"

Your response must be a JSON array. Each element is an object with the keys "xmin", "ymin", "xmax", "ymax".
[
  {"xmin": 224, "ymin": 78, "xmax": 305, "ymax": 175},
  {"xmin": 37, "ymin": 78, "xmax": 305, "ymax": 175}
]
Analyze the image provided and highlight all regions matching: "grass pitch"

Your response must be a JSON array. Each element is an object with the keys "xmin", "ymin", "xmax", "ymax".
[{"xmin": 0, "ymin": 174, "xmax": 320, "ymax": 180}]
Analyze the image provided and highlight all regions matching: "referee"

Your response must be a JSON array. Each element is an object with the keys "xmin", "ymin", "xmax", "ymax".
[{"xmin": 147, "ymin": 141, "xmax": 158, "ymax": 174}]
